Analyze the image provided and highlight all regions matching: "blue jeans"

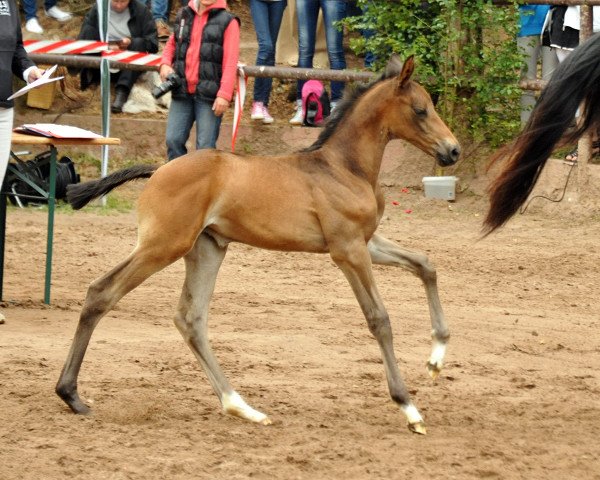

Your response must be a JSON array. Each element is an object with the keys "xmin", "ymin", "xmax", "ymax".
[
  {"xmin": 296, "ymin": 0, "xmax": 347, "ymax": 102},
  {"xmin": 346, "ymin": 1, "xmax": 376, "ymax": 68},
  {"xmin": 250, "ymin": 0, "xmax": 287, "ymax": 106},
  {"xmin": 166, "ymin": 96, "xmax": 222, "ymax": 161},
  {"xmin": 152, "ymin": 0, "xmax": 168, "ymax": 22},
  {"xmin": 23, "ymin": 0, "xmax": 58, "ymax": 20}
]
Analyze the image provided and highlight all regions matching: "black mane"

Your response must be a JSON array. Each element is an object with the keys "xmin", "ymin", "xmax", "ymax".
[{"xmin": 300, "ymin": 71, "xmax": 391, "ymax": 153}]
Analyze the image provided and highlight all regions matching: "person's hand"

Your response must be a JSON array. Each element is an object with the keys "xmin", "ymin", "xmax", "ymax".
[
  {"xmin": 159, "ymin": 64, "xmax": 174, "ymax": 82},
  {"xmin": 117, "ymin": 37, "xmax": 131, "ymax": 50},
  {"xmin": 212, "ymin": 96, "xmax": 229, "ymax": 117},
  {"xmin": 27, "ymin": 67, "xmax": 44, "ymax": 83}
]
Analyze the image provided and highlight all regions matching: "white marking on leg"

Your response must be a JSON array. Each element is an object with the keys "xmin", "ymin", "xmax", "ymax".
[
  {"xmin": 221, "ymin": 391, "xmax": 271, "ymax": 425},
  {"xmin": 402, "ymin": 402, "xmax": 426, "ymax": 433},
  {"xmin": 428, "ymin": 338, "xmax": 447, "ymax": 371},
  {"xmin": 402, "ymin": 403, "xmax": 424, "ymax": 425}
]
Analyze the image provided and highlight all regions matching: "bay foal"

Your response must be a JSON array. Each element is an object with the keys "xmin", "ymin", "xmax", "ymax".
[{"xmin": 57, "ymin": 56, "xmax": 460, "ymax": 434}]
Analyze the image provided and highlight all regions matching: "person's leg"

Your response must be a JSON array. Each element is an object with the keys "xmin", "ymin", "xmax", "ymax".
[
  {"xmin": 295, "ymin": 0, "xmax": 319, "ymax": 100},
  {"xmin": 290, "ymin": 0, "xmax": 318, "ymax": 123},
  {"xmin": 555, "ymin": 48, "xmax": 571, "ymax": 63},
  {"xmin": 518, "ymin": 35, "xmax": 539, "ymax": 126},
  {"xmin": 44, "ymin": 0, "xmax": 72, "ymax": 20},
  {"xmin": 541, "ymin": 46, "xmax": 558, "ymax": 80},
  {"xmin": 153, "ymin": 0, "xmax": 171, "ymax": 38},
  {"xmin": 115, "ymin": 70, "xmax": 141, "ymax": 94},
  {"xmin": 166, "ymin": 96, "xmax": 195, "ymax": 160},
  {"xmin": 263, "ymin": 0, "xmax": 287, "ymax": 106},
  {"xmin": 111, "ymin": 71, "xmax": 141, "ymax": 113},
  {"xmin": 321, "ymin": 0, "xmax": 347, "ymax": 102},
  {"xmin": 250, "ymin": 0, "xmax": 273, "ymax": 105},
  {"xmin": 152, "ymin": 0, "xmax": 169, "ymax": 22},
  {"xmin": 361, "ymin": 1, "xmax": 376, "ymax": 68},
  {"xmin": 22, "ymin": 0, "xmax": 38, "ymax": 21},
  {"xmin": 0, "ymin": 108, "xmax": 13, "ymax": 189},
  {"xmin": 194, "ymin": 98, "xmax": 222, "ymax": 150}
]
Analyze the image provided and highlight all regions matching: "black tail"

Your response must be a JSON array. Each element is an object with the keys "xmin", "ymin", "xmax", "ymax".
[
  {"xmin": 484, "ymin": 33, "xmax": 600, "ymax": 234},
  {"xmin": 66, "ymin": 164, "xmax": 159, "ymax": 210}
]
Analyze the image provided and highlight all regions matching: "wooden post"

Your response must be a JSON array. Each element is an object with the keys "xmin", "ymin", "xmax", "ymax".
[{"xmin": 576, "ymin": 5, "xmax": 594, "ymax": 199}]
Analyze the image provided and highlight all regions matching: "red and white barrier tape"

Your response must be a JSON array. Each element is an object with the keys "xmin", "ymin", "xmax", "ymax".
[
  {"xmin": 24, "ymin": 39, "xmax": 162, "ymax": 66},
  {"xmin": 24, "ymin": 39, "xmax": 109, "ymax": 55},
  {"xmin": 232, "ymin": 64, "xmax": 247, "ymax": 153},
  {"xmin": 100, "ymin": 50, "xmax": 162, "ymax": 66}
]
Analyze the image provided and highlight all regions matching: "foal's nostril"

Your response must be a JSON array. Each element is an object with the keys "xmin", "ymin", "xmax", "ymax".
[
  {"xmin": 436, "ymin": 143, "xmax": 461, "ymax": 166},
  {"xmin": 451, "ymin": 146, "xmax": 461, "ymax": 162}
]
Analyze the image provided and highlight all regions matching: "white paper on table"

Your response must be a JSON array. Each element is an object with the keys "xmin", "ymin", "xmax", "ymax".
[
  {"xmin": 7, "ymin": 65, "xmax": 64, "ymax": 101},
  {"xmin": 17, "ymin": 124, "xmax": 104, "ymax": 139}
]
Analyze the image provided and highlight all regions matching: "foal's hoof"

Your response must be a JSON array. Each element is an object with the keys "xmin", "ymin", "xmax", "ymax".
[
  {"xmin": 224, "ymin": 406, "xmax": 272, "ymax": 425},
  {"xmin": 222, "ymin": 391, "xmax": 272, "ymax": 425},
  {"xmin": 56, "ymin": 387, "xmax": 91, "ymax": 415},
  {"xmin": 408, "ymin": 421, "xmax": 427, "ymax": 435},
  {"xmin": 426, "ymin": 361, "xmax": 442, "ymax": 380},
  {"xmin": 258, "ymin": 416, "xmax": 273, "ymax": 426}
]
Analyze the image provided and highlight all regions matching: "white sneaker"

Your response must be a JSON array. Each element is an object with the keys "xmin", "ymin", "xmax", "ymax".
[
  {"xmin": 261, "ymin": 105, "xmax": 274, "ymax": 124},
  {"xmin": 289, "ymin": 100, "xmax": 303, "ymax": 125},
  {"xmin": 25, "ymin": 18, "xmax": 44, "ymax": 34},
  {"xmin": 45, "ymin": 6, "xmax": 72, "ymax": 21},
  {"xmin": 330, "ymin": 101, "xmax": 338, "ymax": 112}
]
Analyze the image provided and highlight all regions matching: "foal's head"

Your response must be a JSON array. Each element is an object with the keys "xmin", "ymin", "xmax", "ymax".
[
  {"xmin": 376, "ymin": 55, "xmax": 460, "ymax": 167},
  {"xmin": 304, "ymin": 56, "xmax": 460, "ymax": 167}
]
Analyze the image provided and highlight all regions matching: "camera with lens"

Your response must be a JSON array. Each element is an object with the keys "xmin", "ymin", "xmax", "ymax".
[{"xmin": 152, "ymin": 73, "xmax": 182, "ymax": 99}]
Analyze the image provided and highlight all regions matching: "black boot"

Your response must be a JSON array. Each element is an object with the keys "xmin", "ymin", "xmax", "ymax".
[{"xmin": 111, "ymin": 87, "xmax": 128, "ymax": 113}]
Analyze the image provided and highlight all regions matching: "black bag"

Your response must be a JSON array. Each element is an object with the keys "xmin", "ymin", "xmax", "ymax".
[{"xmin": 2, "ymin": 151, "xmax": 80, "ymax": 207}]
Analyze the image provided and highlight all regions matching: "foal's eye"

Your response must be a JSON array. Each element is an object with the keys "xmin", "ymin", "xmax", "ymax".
[{"xmin": 413, "ymin": 106, "xmax": 427, "ymax": 118}]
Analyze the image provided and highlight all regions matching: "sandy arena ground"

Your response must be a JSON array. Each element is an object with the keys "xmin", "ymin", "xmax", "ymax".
[
  {"xmin": 9, "ymin": 0, "xmax": 600, "ymax": 477},
  {"xmin": 1, "ymin": 184, "xmax": 599, "ymax": 480}
]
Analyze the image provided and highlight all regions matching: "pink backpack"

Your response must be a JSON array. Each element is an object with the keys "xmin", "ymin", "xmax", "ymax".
[{"xmin": 301, "ymin": 80, "xmax": 331, "ymax": 127}]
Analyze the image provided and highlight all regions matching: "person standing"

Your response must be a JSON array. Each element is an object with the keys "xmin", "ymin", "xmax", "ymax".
[
  {"xmin": 289, "ymin": 0, "xmax": 347, "ymax": 125},
  {"xmin": 0, "ymin": 0, "xmax": 43, "ymax": 188},
  {"xmin": 159, "ymin": 0, "xmax": 240, "ymax": 160},
  {"xmin": 77, "ymin": 0, "xmax": 159, "ymax": 113},
  {"xmin": 249, "ymin": 0, "xmax": 287, "ymax": 124},
  {"xmin": 518, "ymin": 4, "xmax": 557, "ymax": 126},
  {"xmin": 543, "ymin": 5, "xmax": 600, "ymax": 160},
  {"xmin": 21, "ymin": 0, "xmax": 72, "ymax": 35}
]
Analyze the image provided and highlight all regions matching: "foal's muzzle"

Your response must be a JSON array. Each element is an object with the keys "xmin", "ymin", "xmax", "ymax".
[{"xmin": 436, "ymin": 141, "xmax": 461, "ymax": 167}]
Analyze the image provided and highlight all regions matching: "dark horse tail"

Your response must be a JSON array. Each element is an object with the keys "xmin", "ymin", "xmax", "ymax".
[
  {"xmin": 484, "ymin": 33, "xmax": 600, "ymax": 234},
  {"xmin": 66, "ymin": 164, "xmax": 159, "ymax": 210}
]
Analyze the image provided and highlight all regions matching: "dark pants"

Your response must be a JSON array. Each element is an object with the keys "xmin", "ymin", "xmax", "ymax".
[{"xmin": 80, "ymin": 68, "xmax": 141, "ymax": 94}]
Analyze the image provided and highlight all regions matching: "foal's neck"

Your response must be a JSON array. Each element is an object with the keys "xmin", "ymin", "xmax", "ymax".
[{"xmin": 325, "ymin": 85, "xmax": 392, "ymax": 184}]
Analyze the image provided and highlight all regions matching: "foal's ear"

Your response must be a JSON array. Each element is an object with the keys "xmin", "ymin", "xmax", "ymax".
[{"xmin": 396, "ymin": 55, "xmax": 415, "ymax": 91}]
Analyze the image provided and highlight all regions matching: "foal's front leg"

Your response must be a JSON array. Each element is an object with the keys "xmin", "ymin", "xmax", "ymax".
[
  {"xmin": 330, "ymin": 239, "xmax": 427, "ymax": 434},
  {"xmin": 367, "ymin": 233, "xmax": 449, "ymax": 379},
  {"xmin": 175, "ymin": 232, "xmax": 271, "ymax": 425}
]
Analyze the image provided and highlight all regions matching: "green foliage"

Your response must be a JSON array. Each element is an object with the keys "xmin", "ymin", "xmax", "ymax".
[{"xmin": 344, "ymin": 0, "xmax": 523, "ymax": 146}]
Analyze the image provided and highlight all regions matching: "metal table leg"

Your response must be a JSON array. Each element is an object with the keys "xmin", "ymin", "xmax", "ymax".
[
  {"xmin": 0, "ymin": 192, "xmax": 6, "ymax": 301},
  {"xmin": 44, "ymin": 146, "xmax": 57, "ymax": 305}
]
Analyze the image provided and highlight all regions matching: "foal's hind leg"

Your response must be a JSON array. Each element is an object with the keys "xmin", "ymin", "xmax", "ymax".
[
  {"xmin": 56, "ymin": 248, "xmax": 175, "ymax": 414},
  {"xmin": 367, "ymin": 233, "xmax": 449, "ymax": 379},
  {"xmin": 174, "ymin": 232, "xmax": 271, "ymax": 425},
  {"xmin": 329, "ymin": 238, "xmax": 426, "ymax": 434}
]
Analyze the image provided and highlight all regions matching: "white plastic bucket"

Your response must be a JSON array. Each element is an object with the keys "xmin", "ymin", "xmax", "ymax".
[{"xmin": 422, "ymin": 176, "xmax": 458, "ymax": 201}]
